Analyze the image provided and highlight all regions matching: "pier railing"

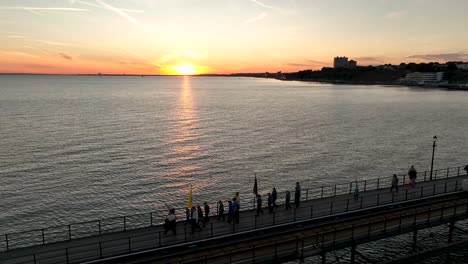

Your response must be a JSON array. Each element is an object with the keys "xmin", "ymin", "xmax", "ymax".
[
  {"xmin": 1, "ymin": 172, "xmax": 466, "ymax": 264},
  {"xmin": 1, "ymin": 165, "xmax": 466, "ymax": 252}
]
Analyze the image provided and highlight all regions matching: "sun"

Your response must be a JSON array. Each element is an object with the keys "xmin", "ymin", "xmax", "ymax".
[{"xmin": 173, "ymin": 63, "xmax": 197, "ymax": 75}]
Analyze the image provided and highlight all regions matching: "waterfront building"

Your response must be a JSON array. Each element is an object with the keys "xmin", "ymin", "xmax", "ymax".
[
  {"xmin": 333, "ymin": 56, "xmax": 358, "ymax": 68},
  {"xmin": 402, "ymin": 72, "xmax": 444, "ymax": 84},
  {"xmin": 456, "ymin": 63, "xmax": 468, "ymax": 70},
  {"xmin": 333, "ymin": 56, "xmax": 349, "ymax": 68}
]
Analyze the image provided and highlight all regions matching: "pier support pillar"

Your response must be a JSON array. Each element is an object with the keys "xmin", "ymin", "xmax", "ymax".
[
  {"xmin": 350, "ymin": 243, "xmax": 356, "ymax": 264},
  {"xmin": 412, "ymin": 228, "xmax": 418, "ymax": 250},
  {"xmin": 321, "ymin": 251, "xmax": 326, "ymax": 264}
]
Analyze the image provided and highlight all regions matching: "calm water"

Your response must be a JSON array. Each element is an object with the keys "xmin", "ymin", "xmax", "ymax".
[{"xmin": 1, "ymin": 75, "xmax": 468, "ymax": 235}]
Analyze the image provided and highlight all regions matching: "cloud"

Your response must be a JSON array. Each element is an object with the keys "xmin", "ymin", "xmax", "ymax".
[
  {"xmin": 59, "ymin": 53, "xmax": 73, "ymax": 60},
  {"xmin": 285, "ymin": 63, "xmax": 310, "ymax": 67},
  {"xmin": 355, "ymin": 56, "xmax": 387, "ymax": 65},
  {"xmin": 248, "ymin": 0, "xmax": 279, "ymax": 10},
  {"xmin": 95, "ymin": 0, "xmax": 142, "ymax": 26},
  {"xmin": 33, "ymin": 39, "xmax": 78, "ymax": 46},
  {"xmin": 245, "ymin": 12, "xmax": 267, "ymax": 23},
  {"xmin": 0, "ymin": 6, "xmax": 88, "ymax": 12},
  {"xmin": 406, "ymin": 52, "xmax": 468, "ymax": 62},
  {"xmin": 385, "ymin": 10, "xmax": 405, "ymax": 19}
]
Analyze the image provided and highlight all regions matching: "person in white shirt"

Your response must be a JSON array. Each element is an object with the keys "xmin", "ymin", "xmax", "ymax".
[{"xmin": 164, "ymin": 209, "xmax": 177, "ymax": 235}]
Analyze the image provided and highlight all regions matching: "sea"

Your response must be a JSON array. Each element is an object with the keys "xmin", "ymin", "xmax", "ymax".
[{"xmin": 1, "ymin": 75, "xmax": 468, "ymax": 262}]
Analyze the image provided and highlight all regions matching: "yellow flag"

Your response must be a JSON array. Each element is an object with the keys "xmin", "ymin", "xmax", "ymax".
[{"xmin": 188, "ymin": 185, "xmax": 192, "ymax": 208}]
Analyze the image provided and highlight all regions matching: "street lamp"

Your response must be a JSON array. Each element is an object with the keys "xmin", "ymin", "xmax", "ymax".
[{"xmin": 430, "ymin": 135, "xmax": 437, "ymax": 180}]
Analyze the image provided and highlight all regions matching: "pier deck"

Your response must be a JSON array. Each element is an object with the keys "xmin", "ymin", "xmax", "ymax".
[{"xmin": 1, "ymin": 171, "xmax": 467, "ymax": 264}]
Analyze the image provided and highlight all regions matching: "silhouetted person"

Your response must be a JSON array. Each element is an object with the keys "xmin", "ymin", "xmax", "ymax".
[
  {"xmin": 408, "ymin": 165, "xmax": 417, "ymax": 180},
  {"xmin": 464, "ymin": 164, "xmax": 468, "ymax": 175},
  {"xmin": 232, "ymin": 198, "xmax": 240, "ymax": 224},
  {"xmin": 295, "ymin": 182, "xmax": 301, "ymax": 208},
  {"xmin": 285, "ymin": 190, "xmax": 291, "ymax": 210},
  {"xmin": 197, "ymin": 205, "xmax": 205, "ymax": 227},
  {"xmin": 390, "ymin": 174, "xmax": 399, "ymax": 192},
  {"xmin": 256, "ymin": 194, "xmax": 263, "ymax": 215},
  {"xmin": 354, "ymin": 182, "xmax": 359, "ymax": 201},
  {"xmin": 217, "ymin": 201, "xmax": 225, "ymax": 221},
  {"xmin": 185, "ymin": 207, "xmax": 190, "ymax": 226},
  {"xmin": 204, "ymin": 202, "xmax": 210, "ymax": 223},
  {"xmin": 227, "ymin": 201, "xmax": 233, "ymax": 223},
  {"xmin": 272, "ymin": 188, "xmax": 278, "ymax": 208},
  {"xmin": 163, "ymin": 209, "xmax": 176, "ymax": 235},
  {"xmin": 191, "ymin": 207, "xmax": 201, "ymax": 234},
  {"xmin": 267, "ymin": 193, "xmax": 273, "ymax": 213}
]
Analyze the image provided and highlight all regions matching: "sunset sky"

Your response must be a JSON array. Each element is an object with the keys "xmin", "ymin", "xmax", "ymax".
[{"xmin": 1, "ymin": 0, "xmax": 468, "ymax": 75}]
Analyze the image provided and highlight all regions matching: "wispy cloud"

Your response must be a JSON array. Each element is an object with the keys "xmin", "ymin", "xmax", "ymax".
[
  {"xmin": 385, "ymin": 10, "xmax": 405, "ymax": 19},
  {"xmin": 7, "ymin": 35, "xmax": 26, "ymax": 38},
  {"xmin": 245, "ymin": 12, "xmax": 267, "ymax": 23},
  {"xmin": 355, "ymin": 56, "xmax": 387, "ymax": 65},
  {"xmin": 0, "ymin": 6, "xmax": 88, "ymax": 12},
  {"xmin": 95, "ymin": 0, "xmax": 142, "ymax": 26},
  {"xmin": 248, "ymin": 0, "xmax": 279, "ymax": 10},
  {"xmin": 59, "ymin": 52, "xmax": 73, "ymax": 60},
  {"xmin": 407, "ymin": 52, "xmax": 468, "ymax": 61},
  {"xmin": 33, "ymin": 39, "xmax": 78, "ymax": 46}
]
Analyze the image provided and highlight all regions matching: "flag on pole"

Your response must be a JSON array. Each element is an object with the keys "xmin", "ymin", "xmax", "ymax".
[
  {"xmin": 188, "ymin": 185, "xmax": 193, "ymax": 208},
  {"xmin": 253, "ymin": 174, "xmax": 258, "ymax": 195}
]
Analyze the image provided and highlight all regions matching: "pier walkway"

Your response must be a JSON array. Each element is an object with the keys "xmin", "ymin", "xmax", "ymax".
[{"xmin": 1, "ymin": 166, "xmax": 467, "ymax": 264}]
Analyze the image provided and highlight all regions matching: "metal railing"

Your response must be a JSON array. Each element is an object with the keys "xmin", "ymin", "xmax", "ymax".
[
  {"xmin": 1, "ymin": 165, "xmax": 466, "ymax": 253},
  {"xmin": 173, "ymin": 195, "xmax": 468, "ymax": 264},
  {"xmin": 1, "ymin": 174, "xmax": 466, "ymax": 264}
]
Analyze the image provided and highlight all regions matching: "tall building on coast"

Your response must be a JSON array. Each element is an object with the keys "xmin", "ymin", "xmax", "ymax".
[{"xmin": 334, "ymin": 56, "xmax": 357, "ymax": 68}]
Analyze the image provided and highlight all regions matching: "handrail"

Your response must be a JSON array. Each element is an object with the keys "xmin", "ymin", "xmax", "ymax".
[
  {"xmin": 1, "ymin": 165, "xmax": 466, "ymax": 252},
  {"xmin": 1, "ymin": 177, "xmax": 465, "ymax": 264}
]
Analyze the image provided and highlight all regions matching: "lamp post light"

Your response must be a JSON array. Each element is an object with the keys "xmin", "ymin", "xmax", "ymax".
[{"xmin": 430, "ymin": 135, "xmax": 437, "ymax": 181}]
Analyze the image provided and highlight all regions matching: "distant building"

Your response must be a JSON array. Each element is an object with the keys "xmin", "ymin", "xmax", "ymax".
[
  {"xmin": 402, "ymin": 72, "xmax": 444, "ymax": 84},
  {"xmin": 334, "ymin": 57, "xmax": 358, "ymax": 68},
  {"xmin": 334, "ymin": 56, "xmax": 349, "ymax": 68},
  {"xmin": 456, "ymin": 63, "xmax": 468, "ymax": 70}
]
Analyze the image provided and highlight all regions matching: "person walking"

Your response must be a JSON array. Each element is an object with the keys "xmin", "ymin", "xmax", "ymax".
[
  {"xmin": 408, "ymin": 165, "xmax": 417, "ymax": 181},
  {"xmin": 163, "ymin": 209, "xmax": 177, "ymax": 235},
  {"xmin": 285, "ymin": 190, "xmax": 291, "ymax": 210},
  {"xmin": 185, "ymin": 207, "xmax": 190, "ymax": 226},
  {"xmin": 464, "ymin": 164, "xmax": 468, "ymax": 175},
  {"xmin": 217, "ymin": 201, "xmax": 225, "ymax": 221},
  {"xmin": 294, "ymin": 182, "xmax": 301, "ymax": 208},
  {"xmin": 354, "ymin": 180, "xmax": 359, "ymax": 201},
  {"xmin": 197, "ymin": 205, "xmax": 205, "ymax": 227},
  {"xmin": 390, "ymin": 174, "xmax": 399, "ymax": 192},
  {"xmin": 227, "ymin": 201, "xmax": 233, "ymax": 223},
  {"xmin": 267, "ymin": 193, "xmax": 273, "ymax": 213},
  {"xmin": 272, "ymin": 188, "xmax": 278, "ymax": 208},
  {"xmin": 256, "ymin": 194, "xmax": 263, "ymax": 216},
  {"xmin": 191, "ymin": 206, "xmax": 201, "ymax": 234},
  {"xmin": 232, "ymin": 198, "xmax": 240, "ymax": 224},
  {"xmin": 204, "ymin": 202, "xmax": 210, "ymax": 223}
]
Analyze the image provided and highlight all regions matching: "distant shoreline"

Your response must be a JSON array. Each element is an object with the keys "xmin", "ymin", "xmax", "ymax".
[{"xmin": 1, "ymin": 73, "xmax": 466, "ymax": 90}]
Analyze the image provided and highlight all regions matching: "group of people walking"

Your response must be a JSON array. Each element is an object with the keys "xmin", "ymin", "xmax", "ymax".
[
  {"xmin": 164, "ymin": 164, "xmax": 468, "ymax": 236},
  {"xmin": 255, "ymin": 182, "xmax": 302, "ymax": 215},
  {"xmin": 389, "ymin": 165, "xmax": 417, "ymax": 193},
  {"xmin": 164, "ymin": 183, "xmax": 303, "ymax": 236}
]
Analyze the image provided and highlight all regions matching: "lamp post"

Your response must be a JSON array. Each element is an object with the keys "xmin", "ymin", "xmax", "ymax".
[{"xmin": 430, "ymin": 135, "xmax": 437, "ymax": 181}]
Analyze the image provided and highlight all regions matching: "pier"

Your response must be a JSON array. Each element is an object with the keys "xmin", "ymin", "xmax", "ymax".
[{"xmin": 1, "ymin": 166, "xmax": 468, "ymax": 264}]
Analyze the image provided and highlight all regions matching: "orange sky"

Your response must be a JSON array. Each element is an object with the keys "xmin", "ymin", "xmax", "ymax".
[{"xmin": 1, "ymin": 0, "xmax": 468, "ymax": 75}]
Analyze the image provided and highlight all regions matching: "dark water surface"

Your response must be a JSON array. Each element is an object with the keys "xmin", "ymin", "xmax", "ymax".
[{"xmin": 1, "ymin": 75, "xmax": 467, "ymax": 235}]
